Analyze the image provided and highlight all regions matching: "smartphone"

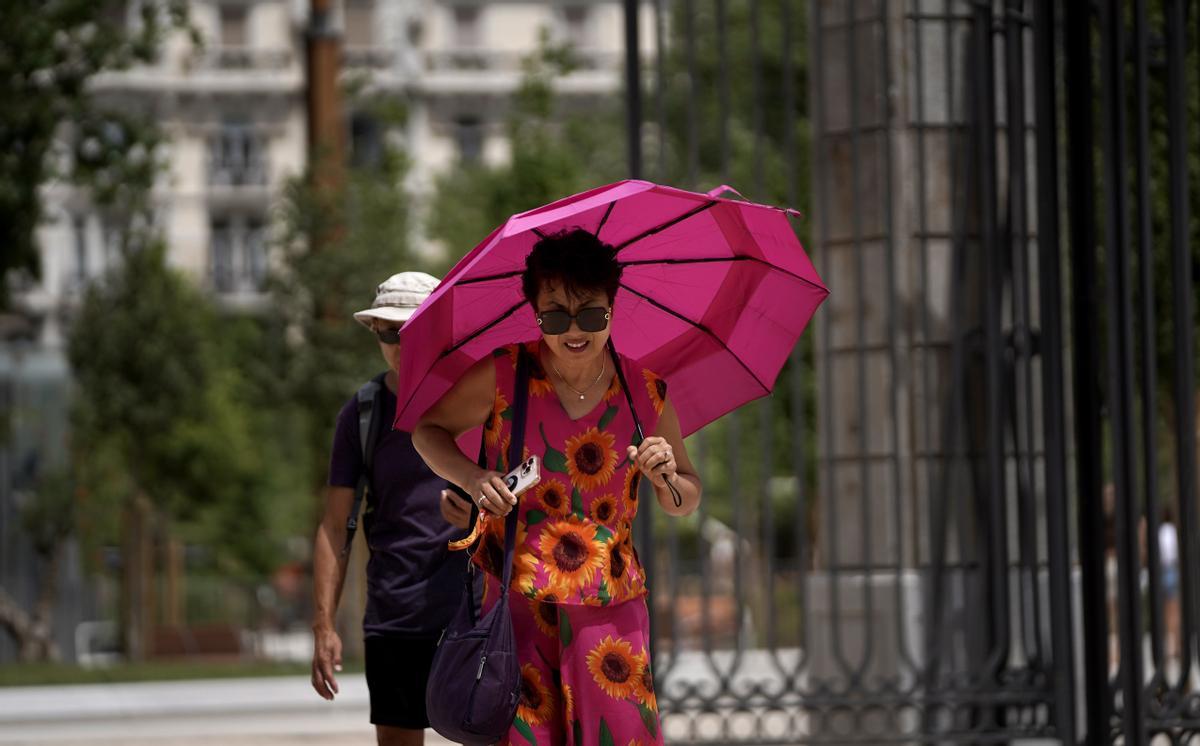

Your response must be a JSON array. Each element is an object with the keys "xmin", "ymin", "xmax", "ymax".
[{"xmin": 502, "ymin": 455, "xmax": 541, "ymax": 498}]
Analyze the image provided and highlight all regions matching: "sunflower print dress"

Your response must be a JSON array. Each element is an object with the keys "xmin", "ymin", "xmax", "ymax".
[{"xmin": 474, "ymin": 341, "xmax": 667, "ymax": 746}]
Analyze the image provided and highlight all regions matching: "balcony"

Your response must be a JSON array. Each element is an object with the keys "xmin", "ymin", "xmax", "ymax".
[
  {"xmin": 424, "ymin": 49, "xmax": 620, "ymax": 73},
  {"xmin": 202, "ymin": 47, "xmax": 293, "ymax": 72},
  {"xmin": 343, "ymin": 46, "xmax": 396, "ymax": 70}
]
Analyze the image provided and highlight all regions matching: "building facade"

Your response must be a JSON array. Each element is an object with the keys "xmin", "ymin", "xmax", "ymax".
[{"xmin": 5, "ymin": 0, "xmax": 641, "ymax": 664}]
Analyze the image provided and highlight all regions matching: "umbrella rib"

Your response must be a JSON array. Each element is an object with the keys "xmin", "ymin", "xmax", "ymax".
[
  {"xmin": 439, "ymin": 299, "xmax": 528, "ymax": 360},
  {"xmin": 619, "ymin": 255, "xmax": 827, "ymax": 293},
  {"xmin": 614, "ymin": 200, "xmax": 718, "ymax": 252},
  {"xmin": 617, "ymin": 282, "xmax": 771, "ymax": 395},
  {"xmin": 531, "ymin": 227, "xmax": 547, "ymax": 238},
  {"xmin": 595, "ymin": 200, "xmax": 617, "ymax": 239},
  {"xmin": 440, "ymin": 257, "xmax": 827, "ymax": 297},
  {"xmin": 456, "ymin": 270, "xmax": 523, "ymax": 286}
]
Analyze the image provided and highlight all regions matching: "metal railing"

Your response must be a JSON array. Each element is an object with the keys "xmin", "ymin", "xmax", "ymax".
[{"xmin": 620, "ymin": 0, "xmax": 1199, "ymax": 742}]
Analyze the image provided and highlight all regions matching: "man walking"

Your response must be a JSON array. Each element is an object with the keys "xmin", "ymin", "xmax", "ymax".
[{"xmin": 311, "ymin": 272, "xmax": 469, "ymax": 746}]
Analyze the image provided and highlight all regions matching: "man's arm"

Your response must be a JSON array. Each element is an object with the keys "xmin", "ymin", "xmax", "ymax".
[{"xmin": 311, "ymin": 485, "xmax": 355, "ymax": 700}]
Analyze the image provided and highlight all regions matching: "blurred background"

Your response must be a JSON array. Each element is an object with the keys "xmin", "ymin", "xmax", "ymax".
[{"xmin": 2, "ymin": 1, "xmax": 1200, "ymax": 744}]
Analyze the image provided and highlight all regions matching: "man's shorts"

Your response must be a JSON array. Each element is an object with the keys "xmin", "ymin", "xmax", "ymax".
[{"xmin": 364, "ymin": 635, "xmax": 440, "ymax": 729}]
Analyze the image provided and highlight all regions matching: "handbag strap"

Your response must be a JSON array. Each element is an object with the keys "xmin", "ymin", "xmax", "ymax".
[
  {"xmin": 500, "ymin": 346, "xmax": 532, "ymax": 593},
  {"xmin": 607, "ymin": 339, "xmax": 683, "ymax": 508}
]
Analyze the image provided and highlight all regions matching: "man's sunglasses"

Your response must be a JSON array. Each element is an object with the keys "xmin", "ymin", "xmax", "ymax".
[
  {"xmin": 536, "ymin": 307, "xmax": 612, "ymax": 335},
  {"xmin": 375, "ymin": 326, "xmax": 403, "ymax": 344}
]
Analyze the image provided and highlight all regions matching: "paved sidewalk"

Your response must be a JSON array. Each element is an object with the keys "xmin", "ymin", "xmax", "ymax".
[{"xmin": 0, "ymin": 676, "xmax": 453, "ymax": 745}]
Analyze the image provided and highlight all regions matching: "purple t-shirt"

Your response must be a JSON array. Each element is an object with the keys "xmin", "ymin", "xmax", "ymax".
[{"xmin": 329, "ymin": 379, "xmax": 467, "ymax": 638}]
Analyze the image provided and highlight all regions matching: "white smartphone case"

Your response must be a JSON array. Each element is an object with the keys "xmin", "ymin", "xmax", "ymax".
[{"xmin": 502, "ymin": 455, "xmax": 541, "ymax": 497}]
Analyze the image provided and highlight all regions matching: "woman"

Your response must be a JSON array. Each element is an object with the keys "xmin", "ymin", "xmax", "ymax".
[{"xmin": 413, "ymin": 228, "xmax": 701, "ymax": 745}]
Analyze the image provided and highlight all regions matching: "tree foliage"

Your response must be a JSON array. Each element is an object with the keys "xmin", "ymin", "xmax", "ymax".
[
  {"xmin": 67, "ymin": 240, "xmax": 280, "ymax": 576},
  {"xmin": 0, "ymin": 0, "xmax": 190, "ymax": 308},
  {"xmin": 426, "ymin": 36, "xmax": 626, "ymax": 264},
  {"xmin": 268, "ymin": 123, "xmax": 426, "ymax": 512}
]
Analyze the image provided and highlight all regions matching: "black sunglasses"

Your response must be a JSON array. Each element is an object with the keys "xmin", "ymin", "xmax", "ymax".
[
  {"xmin": 536, "ymin": 306, "xmax": 611, "ymax": 335},
  {"xmin": 374, "ymin": 326, "xmax": 403, "ymax": 344}
]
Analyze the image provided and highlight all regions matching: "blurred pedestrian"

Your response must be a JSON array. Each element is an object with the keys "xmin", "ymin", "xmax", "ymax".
[
  {"xmin": 310, "ymin": 272, "xmax": 470, "ymax": 746},
  {"xmin": 1159, "ymin": 504, "xmax": 1181, "ymax": 660}
]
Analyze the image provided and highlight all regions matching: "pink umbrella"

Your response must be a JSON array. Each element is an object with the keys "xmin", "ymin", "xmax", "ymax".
[{"xmin": 394, "ymin": 180, "xmax": 828, "ymax": 437}]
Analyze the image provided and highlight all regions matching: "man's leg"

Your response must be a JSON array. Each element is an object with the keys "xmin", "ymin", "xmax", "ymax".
[
  {"xmin": 364, "ymin": 636, "xmax": 439, "ymax": 741},
  {"xmin": 375, "ymin": 725, "xmax": 424, "ymax": 746}
]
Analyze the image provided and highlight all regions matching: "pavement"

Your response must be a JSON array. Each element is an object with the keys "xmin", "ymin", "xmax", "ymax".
[{"xmin": 0, "ymin": 675, "xmax": 454, "ymax": 745}]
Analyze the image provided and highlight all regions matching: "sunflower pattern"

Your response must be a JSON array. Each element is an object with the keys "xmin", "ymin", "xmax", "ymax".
[
  {"xmin": 532, "ymin": 478, "xmax": 571, "ymax": 518},
  {"xmin": 520, "ymin": 341, "xmax": 558, "ymax": 398},
  {"xmin": 484, "ymin": 389, "xmax": 510, "ymax": 447},
  {"xmin": 589, "ymin": 494, "xmax": 618, "ymax": 527},
  {"xmin": 632, "ymin": 648, "xmax": 657, "ymax": 711},
  {"xmin": 622, "ymin": 466, "xmax": 640, "ymax": 510},
  {"xmin": 586, "ymin": 636, "xmax": 643, "ymax": 700},
  {"xmin": 538, "ymin": 517, "xmax": 606, "ymax": 593},
  {"xmin": 528, "ymin": 587, "xmax": 562, "ymax": 638},
  {"xmin": 473, "ymin": 342, "xmax": 665, "ymax": 608},
  {"xmin": 517, "ymin": 663, "xmax": 556, "ymax": 726},
  {"xmin": 478, "ymin": 576, "xmax": 662, "ymax": 746},
  {"xmin": 643, "ymin": 369, "xmax": 668, "ymax": 416},
  {"xmin": 565, "ymin": 427, "xmax": 618, "ymax": 493},
  {"xmin": 604, "ymin": 535, "xmax": 636, "ymax": 600}
]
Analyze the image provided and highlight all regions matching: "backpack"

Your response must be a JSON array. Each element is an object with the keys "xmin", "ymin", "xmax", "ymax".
[{"xmin": 342, "ymin": 371, "xmax": 387, "ymax": 556}]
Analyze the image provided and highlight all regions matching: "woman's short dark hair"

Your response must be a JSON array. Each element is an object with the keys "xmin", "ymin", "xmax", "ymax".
[{"xmin": 522, "ymin": 227, "xmax": 622, "ymax": 307}]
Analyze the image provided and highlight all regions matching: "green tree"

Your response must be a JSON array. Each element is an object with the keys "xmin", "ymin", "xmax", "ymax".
[
  {"xmin": 69, "ymin": 241, "xmax": 279, "ymax": 565},
  {"xmin": 66, "ymin": 239, "xmax": 289, "ymax": 657},
  {"xmin": 0, "ymin": 0, "xmax": 190, "ymax": 309},
  {"xmin": 0, "ymin": 470, "xmax": 74, "ymax": 662},
  {"xmin": 427, "ymin": 36, "xmax": 626, "ymax": 262},
  {"xmin": 269, "ymin": 119, "xmax": 427, "ymax": 516}
]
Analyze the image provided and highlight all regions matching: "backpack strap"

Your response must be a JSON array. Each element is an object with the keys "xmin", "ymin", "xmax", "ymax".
[{"xmin": 342, "ymin": 372, "xmax": 388, "ymax": 557}]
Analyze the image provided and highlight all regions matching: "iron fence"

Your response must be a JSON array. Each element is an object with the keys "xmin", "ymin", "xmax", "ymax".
[{"xmin": 625, "ymin": 1, "xmax": 1200, "ymax": 743}]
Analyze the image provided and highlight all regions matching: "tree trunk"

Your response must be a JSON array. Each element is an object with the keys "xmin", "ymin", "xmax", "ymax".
[
  {"xmin": 121, "ymin": 494, "xmax": 155, "ymax": 661},
  {"xmin": 0, "ymin": 537, "xmax": 64, "ymax": 662}
]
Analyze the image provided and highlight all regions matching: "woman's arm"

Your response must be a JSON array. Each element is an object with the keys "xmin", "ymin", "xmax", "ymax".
[
  {"xmin": 626, "ymin": 397, "xmax": 702, "ymax": 517},
  {"xmin": 412, "ymin": 357, "xmax": 518, "ymax": 516}
]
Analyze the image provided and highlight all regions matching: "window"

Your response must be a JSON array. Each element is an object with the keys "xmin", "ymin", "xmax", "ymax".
[
  {"xmin": 72, "ymin": 215, "xmax": 89, "ymax": 284},
  {"xmin": 209, "ymin": 123, "xmax": 267, "ymax": 186},
  {"xmin": 344, "ymin": 0, "xmax": 374, "ymax": 47},
  {"xmin": 211, "ymin": 215, "xmax": 269, "ymax": 294},
  {"xmin": 210, "ymin": 220, "xmax": 236, "ymax": 293},
  {"xmin": 563, "ymin": 6, "xmax": 590, "ymax": 48},
  {"xmin": 102, "ymin": 219, "xmax": 122, "ymax": 268},
  {"xmin": 243, "ymin": 222, "xmax": 268, "ymax": 290},
  {"xmin": 454, "ymin": 116, "xmax": 483, "ymax": 163},
  {"xmin": 219, "ymin": 4, "xmax": 248, "ymax": 48},
  {"xmin": 350, "ymin": 112, "xmax": 382, "ymax": 169},
  {"xmin": 452, "ymin": 5, "xmax": 481, "ymax": 48}
]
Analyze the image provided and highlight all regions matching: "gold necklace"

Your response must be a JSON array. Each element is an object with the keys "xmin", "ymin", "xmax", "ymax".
[{"xmin": 553, "ymin": 358, "xmax": 606, "ymax": 400}]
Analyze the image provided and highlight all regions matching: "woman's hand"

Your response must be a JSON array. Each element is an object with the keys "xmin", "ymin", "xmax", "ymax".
[
  {"xmin": 627, "ymin": 437, "xmax": 677, "ymax": 488},
  {"xmin": 466, "ymin": 470, "xmax": 518, "ymax": 517}
]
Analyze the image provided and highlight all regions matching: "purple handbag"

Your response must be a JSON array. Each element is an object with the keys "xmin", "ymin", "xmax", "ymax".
[{"xmin": 426, "ymin": 349, "xmax": 530, "ymax": 745}]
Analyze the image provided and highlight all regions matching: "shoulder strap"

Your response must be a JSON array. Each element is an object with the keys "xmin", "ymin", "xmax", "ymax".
[
  {"xmin": 608, "ymin": 340, "xmax": 682, "ymax": 508},
  {"xmin": 342, "ymin": 372, "xmax": 387, "ymax": 557},
  {"xmin": 499, "ymin": 347, "xmax": 532, "ymax": 592}
]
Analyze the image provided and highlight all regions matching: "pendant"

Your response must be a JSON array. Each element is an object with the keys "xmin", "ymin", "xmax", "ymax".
[{"xmin": 579, "ymin": 394, "xmax": 585, "ymax": 400}]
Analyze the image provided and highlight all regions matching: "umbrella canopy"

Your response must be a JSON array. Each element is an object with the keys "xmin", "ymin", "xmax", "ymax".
[{"xmin": 395, "ymin": 180, "xmax": 828, "ymax": 437}]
